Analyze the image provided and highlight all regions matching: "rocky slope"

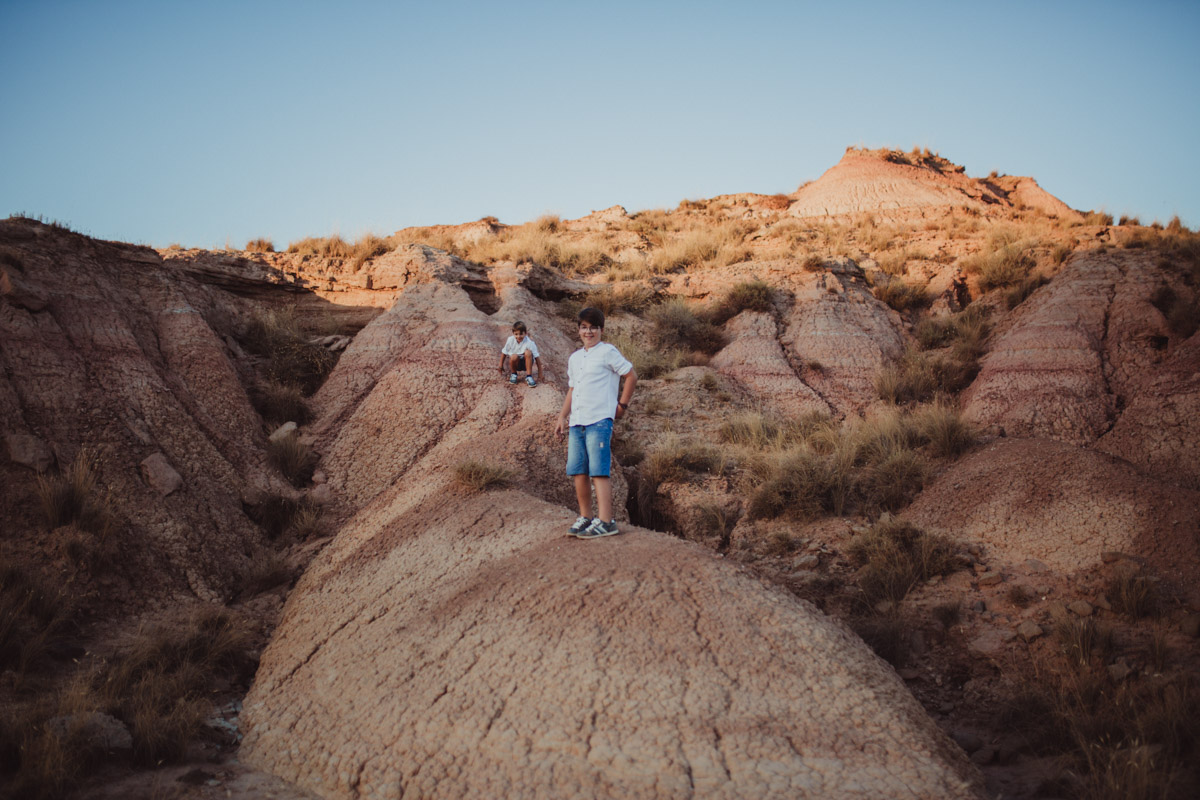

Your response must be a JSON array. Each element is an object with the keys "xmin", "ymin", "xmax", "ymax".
[{"xmin": 3, "ymin": 146, "xmax": 1198, "ymax": 799}]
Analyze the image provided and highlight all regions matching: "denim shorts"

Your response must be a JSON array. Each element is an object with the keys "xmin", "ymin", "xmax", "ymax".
[{"xmin": 566, "ymin": 418, "xmax": 614, "ymax": 477}]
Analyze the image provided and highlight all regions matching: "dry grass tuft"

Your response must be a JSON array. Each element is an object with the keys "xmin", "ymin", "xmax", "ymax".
[
  {"xmin": 874, "ymin": 279, "xmax": 930, "ymax": 311},
  {"xmin": 1107, "ymin": 573, "xmax": 1159, "ymax": 619},
  {"xmin": 36, "ymin": 450, "xmax": 113, "ymax": 536},
  {"xmin": 453, "ymin": 460, "xmax": 516, "ymax": 491},
  {"xmin": 252, "ymin": 380, "xmax": 312, "ymax": 426},
  {"xmin": 96, "ymin": 607, "xmax": 256, "ymax": 766},
  {"xmin": 0, "ymin": 564, "xmax": 71, "ymax": 676},
  {"xmin": 268, "ymin": 434, "xmax": 316, "ymax": 487},
  {"xmin": 1056, "ymin": 618, "xmax": 1115, "ymax": 669},
  {"xmin": 876, "ymin": 349, "xmax": 978, "ymax": 404},
  {"xmin": 245, "ymin": 237, "xmax": 275, "ymax": 253},
  {"xmin": 242, "ymin": 307, "xmax": 337, "ymax": 394},
  {"xmin": 846, "ymin": 517, "xmax": 959, "ymax": 607},
  {"xmin": 709, "ymin": 279, "xmax": 775, "ymax": 324},
  {"xmin": 647, "ymin": 298, "xmax": 727, "ymax": 354}
]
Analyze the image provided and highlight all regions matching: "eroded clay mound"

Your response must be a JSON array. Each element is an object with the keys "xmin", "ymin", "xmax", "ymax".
[
  {"xmin": 307, "ymin": 279, "xmax": 611, "ymax": 523},
  {"xmin": 710, "ymin": 311, "xmax": 830, "ymax": 417},
  {"xmin": 241, "ymin": 491, "xmax": 982, "ymax": 799},
  {"xmin": 0, "ymin": 219, "xmax": 281, "ymax": 603},
  {"xmin": 788, "ymin": 149, "xmax": 993, "ymax": 218},
  {"xmin": 1097, "ymin": 331, "xmax": 1200, "ymax": 491},
  {"xmin": 779, "ymin": 261, "xmax": 906, "ymax": 415},
  {"xmin": 906, "ymin": 439, "xmax": 1200, "ymax": 593},
  {"xmin": 962, "ymin": 252, "xmax": 1180, "ymax": 444}
]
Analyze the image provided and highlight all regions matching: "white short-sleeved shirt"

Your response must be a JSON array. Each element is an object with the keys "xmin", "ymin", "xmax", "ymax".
[
  {"xmin": 567, "ymin": 341, "xmax": 633, "ymax": 427},
  {"xmin": 501, "ymin": 335, "xmax": 540, "ymax": 358}
]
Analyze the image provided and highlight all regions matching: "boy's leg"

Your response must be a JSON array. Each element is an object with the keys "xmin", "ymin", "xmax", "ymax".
[
  {"xmin": 574, "ymin": 474, "xmax": 592, "ymax": 518},
  {"xmin": 566, "ymin": 425, "xmax": 592, "ymax": 520},
  {"xmin": 523, "ymin": 350, "xmax": 533, "ymax": 373},
  {"xmin": 593, "ymin": 476, "xmax": 613, "ymax": 522}
]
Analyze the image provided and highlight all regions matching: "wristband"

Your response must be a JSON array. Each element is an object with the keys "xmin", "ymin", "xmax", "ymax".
[{"xmin": 618, "ymin": 402, "xmax": 628, "ymax": 410}]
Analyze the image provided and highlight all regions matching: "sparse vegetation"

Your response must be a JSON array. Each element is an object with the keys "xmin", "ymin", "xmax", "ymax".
[
  {"xmin": 35, "ymin": 450, "xmax": 112, "ymax": 537},
  {"xmin": 453, "ymin": 460, "xmax": 516, "ymax": 491},
  {"xmin": 846, "ymin": 517, "xmax": 959, "ymax": 607},
  {"xmin": 0, "ymin": 564, "xmax": 71, "ymax": 676},
  {"xmin": 1057, "ymin": 618, "xmax": 1115, "ymax": 669},
  {"xmin": 1107, "ymin": 573, "xmax": 1159, "ymax": 619},
  {"xmin": 876, "ymin": 348, "xmax": 978, "ymax": 404},
  {"xmin": 245, "ymin": 237, "xmax": 275, "ymax": 253},
  {"xmin": 709, "ymin": 279, "xmax": 775, "ymax": 324},
  {"xmin": 647, "ymin": 298, "xmax": 727, "ymax": 354},
  {"xmin": 243, "ymin": 306, "xmax": 337, "ymax": 394},
  {"xmin": 96, "ymin": 607, "xmax": 256, "ymax": 765},
  {"xmin": 268, "ymin": 434, "xmax": 316, "ymax": 487},
  {"xmin": 874, "ymin": 278, "xmax": 930, "ymax": 311},
  {"xmin": 252, "ymin": 380, "xmax": 312, "ymax": 426}
]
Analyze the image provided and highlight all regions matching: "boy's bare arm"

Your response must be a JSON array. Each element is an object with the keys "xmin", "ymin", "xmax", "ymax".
[
  {"xmin": 615, "ymin": 369, "xmax": 638, "ymax": 420},
  {"xmin": 555, "ymin": 388, "xmax": 573, "ymax": 438}
]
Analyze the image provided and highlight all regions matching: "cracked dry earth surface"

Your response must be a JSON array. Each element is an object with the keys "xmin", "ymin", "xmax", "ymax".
[{"xmin": 241, "ymin": 494, "xmax": 983, "ymax": 800}]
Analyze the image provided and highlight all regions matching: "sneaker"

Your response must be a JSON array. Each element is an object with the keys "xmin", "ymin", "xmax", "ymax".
[
  {"xmin": 525, "ymin": 375, "xmax": 537, "ymax": 387},
  {"xmin": 578, "ymin": 518, "xmax": 620, "ymax": 538},
  {"xmin": 568, "ymin": 515, "xmax": 591, "ymax": 535},
  {"xmin": 508, "ymin": 372, "xmax": 518, "ymax": 384}
]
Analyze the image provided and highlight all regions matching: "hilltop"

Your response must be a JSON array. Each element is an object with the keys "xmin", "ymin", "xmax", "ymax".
[{"xmin": 2, "ymin": 147, "xmax": 1199, "ymax": 799}]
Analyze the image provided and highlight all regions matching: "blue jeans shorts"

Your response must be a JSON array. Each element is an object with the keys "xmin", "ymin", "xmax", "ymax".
[{"xmin": 566, "ymin": 418, "xmax": 613, "ymax": 477}]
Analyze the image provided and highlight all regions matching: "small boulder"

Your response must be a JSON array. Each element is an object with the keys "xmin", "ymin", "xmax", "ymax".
[
  {"xmin": 969, "ymin": 628, "xmax": 1014, "ymax": 657},
  {"xmin": 793, "ymin": 553, "xmax": 819, "ymax": 569},
  {"xmin": 1068, "ymin": 600, "xmax": 1093, "ymax": 617},
  {"xmin": 1017, "ymin": 621, "xmax": 1044, "ymax": 642},
  {"xmin": 978, "ymin": 571, "xmax": 1004, "ymax": 586},
  {"xmin": 140, "ymin": 452, "xmax": 183, "ymax": 496},
  {"xmin": 5, "ymin": 433, "xmax": 54, "ymax": 472},
  {"xmin": 1047, "ymin": 601, "xmax": 1070, "ymax": 621},
  {"xmin": 310, "ymin": 484, "xmax": 333, "ymax": 506},
  {"xmin": 1107, "ymin": 660, "xmax": 1134, "ymax": 682},
  {"xmin": 46, "ymin": 712, "xmax": 132, "ymax": 754},
  {"xmin": 269, "ymin": 422, "xmax": 298, "ymax": 443}
]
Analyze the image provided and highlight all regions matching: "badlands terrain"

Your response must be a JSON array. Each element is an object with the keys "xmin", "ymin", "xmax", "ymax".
[{"xmin": 1, "ymin": 146, "xmax": 1198, "ymax": 799}]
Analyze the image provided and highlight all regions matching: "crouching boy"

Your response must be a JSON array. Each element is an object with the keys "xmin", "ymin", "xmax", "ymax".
[
  {"xmin": 554, "ymin": 307, "xmax": 637, "ymax": 538},
  {"xmin": 499, "ymin": 320, "xmax": 543, "ymax": 387}
]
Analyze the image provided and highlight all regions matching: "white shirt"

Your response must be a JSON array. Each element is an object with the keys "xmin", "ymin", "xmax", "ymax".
[
  {"xmin": 567, "ymin": 341, "xmax": 633, "ymax": 426},
  {"xmin": 501, "ymin": 335, "xmax": 540, "ymax": 358}
]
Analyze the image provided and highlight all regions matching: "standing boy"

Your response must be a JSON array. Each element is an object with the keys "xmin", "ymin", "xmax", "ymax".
[
  {"xmin": 499, "ymin": 320, "xmax": 543, "ymax": 387},
  {"xmin": 555, "ymin": 307, "xmax": 637, "ymax": 538}
]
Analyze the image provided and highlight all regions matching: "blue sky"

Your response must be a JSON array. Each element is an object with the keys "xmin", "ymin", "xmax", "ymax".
[{"xmin": 2, "ymin": 0, "xmax": 1197, "ymax": 248}]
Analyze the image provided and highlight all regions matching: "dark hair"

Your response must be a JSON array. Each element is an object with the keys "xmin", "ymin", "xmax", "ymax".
[
  {"xmin": 512, "ymin": 320, "xmax": 527, "ymax": 333},
  {"xmin": 577, "ymin": 307, "xmax": 605, "ymax": 330}
]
